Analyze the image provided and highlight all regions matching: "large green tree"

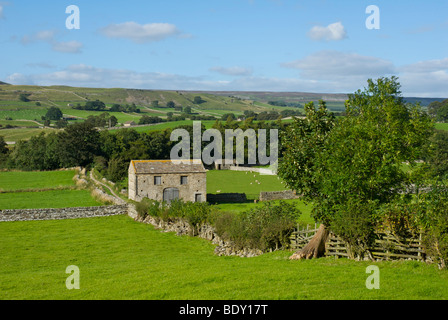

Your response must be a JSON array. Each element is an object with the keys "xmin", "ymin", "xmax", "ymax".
[
  {"xmin": 278, "ymin": 77, "xmax": 434, "ymax": 260},
  {"xmin": 45, "ymin": 107, "xmax": 63, "ymax": 121},
  {"xmin": 57, "ymin": 122, "xmax": 101, "ymax": 168}
]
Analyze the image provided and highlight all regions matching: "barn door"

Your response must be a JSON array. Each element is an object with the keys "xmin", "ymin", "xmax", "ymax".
[{"xmin": 163, "ymin": 188, "xmax": 179, "ymax": 203}]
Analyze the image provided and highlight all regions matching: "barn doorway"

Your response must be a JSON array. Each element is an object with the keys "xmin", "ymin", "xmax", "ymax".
[{"xmin": 163, "ymin": 188, "xmax": 179, "ymax": 203}]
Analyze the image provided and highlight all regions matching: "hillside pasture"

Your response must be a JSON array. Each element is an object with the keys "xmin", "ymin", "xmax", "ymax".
[
  {"xmin": 435, "ymin": 123, "xmax": 448, "ymax": 131},
  {"xmin": 206, "ymin": 169, "xmax": 288, "ymax": 200},
  {"xmin": 0, "ymin": 127, "xmax": 56, "ymax": 142},
  {"xmin": 0, "ymin": 169, "xmax": 103, "ymax": 209},
  {"xmin": 1, "ymin": 215, "xmax": 447, "ymax": 300},
  {"xmin": 0, "ymin": 170, "xmax": 77, "ymax": 192},
  {"xmin": 0, "ymin": 189, "xmax": 102, "ymax": 209}
]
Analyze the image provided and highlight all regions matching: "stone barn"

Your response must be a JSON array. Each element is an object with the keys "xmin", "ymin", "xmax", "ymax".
[{"xmin": 128, "ymin": 160, "xmax": 207, "ymax": 203}]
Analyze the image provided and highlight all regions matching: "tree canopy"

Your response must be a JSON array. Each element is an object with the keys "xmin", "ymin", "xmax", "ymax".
[{"xmin": 278, "ymin": 77, "xmax": 434, "ymax": 258}]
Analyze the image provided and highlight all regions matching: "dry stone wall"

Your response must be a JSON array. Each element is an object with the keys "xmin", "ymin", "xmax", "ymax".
[
  {"xmin": 259, "ymin": 190, "xmax": 300, "ymax": 201},
  {"xmin": 0, "ymin": 205, "xmax": 128, "ymax": 222},
  {"xmin": 130, "ymin": 206, "xmax": 263, "ymax": 258}
]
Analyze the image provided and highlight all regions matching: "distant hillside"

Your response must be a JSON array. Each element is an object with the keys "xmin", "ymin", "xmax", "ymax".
[
  {"xmin": 0, "ymin": 81, "xmax": 11, "ymax": 85},
  {"xmin": 185, "ymin": 90, "xmax": 446, "ymax": 107},
  {"xmin": 0, "ymin": 84, "xmax": 444, "ymax": 112},
  {"xmin": 403, "ymin": 97, "xmax": 446, "ymax": 107}
]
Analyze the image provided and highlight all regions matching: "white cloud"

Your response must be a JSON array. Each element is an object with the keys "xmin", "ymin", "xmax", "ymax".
[
  {"xmin": 0, "ymin": 5, "xmax": 4, "ymax": 19},
  {"xmin": 20, "ymin": 30, "xmax": 83, "ymax": 53},
  {"xmin": 308, "ymin": 22, "xmax": 347, "ymax": 41},
  {"xmin": 282, "ymin": 51, "xmax": 396, "ymax": 82},
  {"xmin": 209, "ymin": 66, "xmax": 253, "ymax": 76},
  {"xmin": 399, "ymin": 58, "xmax": 448, "ymax": 74},
  {"xmin": 399, "ymin": 58, "xmax": 448, "ymax": 97},
  {"xmin": 99, "ymin": 22, "xmax": 184, "ymax": 43},
  {"xmin": 6, "ymin": 56, "xmax": 448, "ymax": 97},
  {"xmin": 51, "ymin": 41, "xmax": 83, "ymax": 54}
]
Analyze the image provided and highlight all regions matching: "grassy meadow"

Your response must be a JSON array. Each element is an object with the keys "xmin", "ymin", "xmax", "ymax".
[
  {"xmin": 207, "ymin": 169, "xmax": 288, "ymax": 199},
  {"xmin": 0, "ymin": 170, "xmax": 77, "ymax": 192},
  {"xmin": 0, "ymin": 189, "xmax": 102, "ymax": 209},
  {"xmin": 0, "ymin": 170, "xmax": 102, "ymax": 209},
  {"xmin": 1, "ymin": 214, "xmax": 447, "ymax": 300}
]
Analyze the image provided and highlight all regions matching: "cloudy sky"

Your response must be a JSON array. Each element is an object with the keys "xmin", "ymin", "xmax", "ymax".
[{"xmin": 1, "ymin": 0, "xmax": 447, "ymax": 97}]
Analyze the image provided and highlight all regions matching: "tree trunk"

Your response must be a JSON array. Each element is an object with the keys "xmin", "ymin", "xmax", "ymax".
[{"xmin": 290, "ymin": 224, "xmax": 329, "ymax": 260}]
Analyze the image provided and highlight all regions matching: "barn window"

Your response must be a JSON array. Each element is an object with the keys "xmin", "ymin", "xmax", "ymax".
[
  {"xmin": 181, "ymin": 176, "xmax": 188, "ymax": 185},
  {"xmin": 154, "ymin": 176, "xmax": 161, "ymax": 185}
]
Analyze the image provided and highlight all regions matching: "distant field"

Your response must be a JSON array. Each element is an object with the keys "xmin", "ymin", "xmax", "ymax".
[
  {"xmin": 0, "ymin": 127, "xmax": 56, "ymax": 142},
  {"xmin": 0, "ymin": 120, "xmax": 41, "ymax": 127},
  {"xmin": 214, "ymin": 199, "xmax": 315, "ymax": 225},
  {"xmin": 0, "ymin": 170, "xmax": 76, "ymax": 192},
  {"xmin": 110, "ymin": 120, "xmax": 219, "ymax": 134},
  {"xmin": 435, "ymin": 123, "xmax": 448, "ymax": 131},
  {"xmin": 207, "ymin": 169, "xmax": 288, "ymax": 199},
  {"xmin": 0, "ymin": 169, "xmax": 103, "ymax": 209},
  {"xmin": 0, "ymin": 189, "xmax": 102, "ymax": 209},
  {"xmin": 0, "ymin": 108, "xmax": 47, "ymax": 121}
]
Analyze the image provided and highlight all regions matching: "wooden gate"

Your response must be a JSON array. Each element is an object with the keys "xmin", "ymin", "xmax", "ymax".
[{"xmin": 163, "ymin": 188, "xmax": 179, "ymax": 203}]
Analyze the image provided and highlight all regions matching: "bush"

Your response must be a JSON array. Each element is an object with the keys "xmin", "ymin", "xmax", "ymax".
[
  {"xmin": 416, "ymin": 182, "xmax": 448, "ymax": 269},
  {"xmin": 211, "ymin": 201, "xmax": 301, "ymax": 251},
  {"xmin": 134, "ymin": 199, "xmax": 300, "ymax": 252},
  {"xmin": 329, "ymin": 199, "xmax": 378, "ymax": 259}
]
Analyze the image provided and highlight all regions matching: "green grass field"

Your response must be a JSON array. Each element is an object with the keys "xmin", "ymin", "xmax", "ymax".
[
  {"xmin": 0, "ymin": 170, "xmax": 76, "ymax": 192},
  {"xmin": 0, "ymin": 127, "xmax": 57, "ymax": 142},
  {"xmin": 207, "ymin": 170, "xmax": 288, "ymax": 199},
  {"xmin": 0, "ymin": 189, "xmax": 102, "ymax": 209},
  {"xmin": 435, "ymin": 123, "xmax": 448, "ymax": 131},
  {"xmin": 0, "ymin": 170, "xmax": 103, "ymax": 209},
  {"xmin": 1, "ymin": 214, "xmax": 447, "ymax": 300},
  {"xmin": 213, "ymin": 199, "xmax": 315, "ymax": 225}
]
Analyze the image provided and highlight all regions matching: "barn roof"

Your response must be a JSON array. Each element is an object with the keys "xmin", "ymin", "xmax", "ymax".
[{"xmin": 130, "ymin": 160, "xmax": 206, "ymax": 174}]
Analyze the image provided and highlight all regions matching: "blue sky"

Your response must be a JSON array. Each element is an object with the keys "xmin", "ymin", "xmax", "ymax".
[{"xmin": 1, "ymin": 0, "xmax": 447, "ymax": 97}]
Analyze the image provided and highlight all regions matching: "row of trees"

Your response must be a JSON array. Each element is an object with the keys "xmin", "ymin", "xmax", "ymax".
[
  {"xmin": 0, "ymin": 117, "xmax": 286, "ymax": 182},
  {"xmin": 428, "ymin": 99, "xmax": 448, "ymax": 122}
]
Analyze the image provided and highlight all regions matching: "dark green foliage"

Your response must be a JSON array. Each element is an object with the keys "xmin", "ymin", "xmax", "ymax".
[
  {"xmin": 136, "ymin": 199, "xmax": 300, "ymax": 252},
  {"xmin": 416, "ymin": 182, "xmax": 448, "ymax": 268},
  {"xmin": 166, "ymin": 101, "xmax": 175, "ymax": 108},
  {"xmin": 423, "ymin": 130, "xmax": 448, "ymax": 179},
  {"xmin": 278, "ymin": 77, "xmax": 434, "ymax": 257},
  {"xmin": 428, "ymin": 99, "xmax": 448, "ymax": 122},
  {"xmin": 19, "ymin": 93, "xmax": 30, "ymax": 102},
  {"xmin": 57, "ymin": 122, "xmax": 101, "ymax": 168},
  {"xmin": 138, "ymin": 115, "xmax": 164, "ymax": 125},
  {"xmin": 85, "ymin": 113, "xmax": 118, "ymax": 128},
  {"xmin": 45, "ymin": 107, "xmax": 63, "ymax": 121},
  {"xmin": 193, "ymin": 96, "xmax": 204, "ymax": 104},
  {"xmin": 73, "ymin": 100, "xmax": 106, "ymax": 111},
  {"xmin": 0, "ymin": 135, "xmax": 8, "ymax": 155},
  {"xmin": 8, "ymin": 132, "xmax": 59, "ymax": 171},
  {"xmin": 212, "ymin": 201, "xmax": 301, "ymax": 251},
  {"xmin": 221, "ymin": 113, "xmax": 236, "ymax": 121},
  {"xmin": 55, "ymin": 119, "xmax": 68, "ymax": 128}
]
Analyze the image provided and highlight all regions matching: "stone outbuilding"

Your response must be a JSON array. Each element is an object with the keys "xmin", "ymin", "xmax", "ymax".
[{"xmin": 128, "ymin": 160, "xmax": 207, "ymax": 203}]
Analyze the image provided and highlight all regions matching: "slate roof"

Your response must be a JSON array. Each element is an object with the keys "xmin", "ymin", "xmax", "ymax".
[{"xmin": 130, "ymin": 160, "xmax": 206, "ymax": 174}]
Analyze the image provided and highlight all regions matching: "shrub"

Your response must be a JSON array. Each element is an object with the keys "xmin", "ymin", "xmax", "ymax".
[
  {"xmin": 416, "ymin": 182, "xmax": 448, "ymax": 269},
  {"xmin": 211, "ymin": 201, "xmax": 301, "ymax": 251},
  {"xmin": 329, "ymin": 199, "xmax": 378, "ymax": 259},
  {"xmin": 378, "ymin": 195, "xmax": 419, "ymax": 238}
]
